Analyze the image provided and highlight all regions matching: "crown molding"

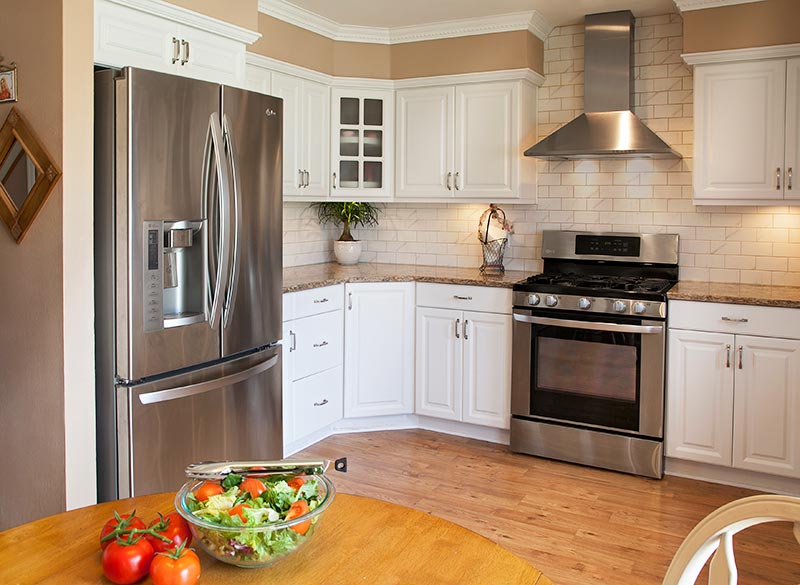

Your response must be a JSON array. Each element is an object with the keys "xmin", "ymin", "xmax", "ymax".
[
  {"xmin": 682, "ymin": 43, "xmax": 800, "ymax": 65},
  {"xmin": 258, "ymin": 0, "xmax": 553, "ymax": 44},
  {"xmin": 105, "ymin": 0, "xmax": 261, "ymax": 43},
  {"xmin": 673, "ymin": 0, "xmax": 766, "ymax": 12},
  {"xmin": 393, "ymin": 68, "xmax": 545, "ymax": 89}
]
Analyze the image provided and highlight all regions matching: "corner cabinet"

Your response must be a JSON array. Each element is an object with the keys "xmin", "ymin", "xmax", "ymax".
[
  {"xmin": 330, "ymin": 89, "xmax": 394, "ymax": 200},
  {"xmin": 395, "ymin": 80, "xmax": 537, "ymax": 201},
  {"xmin": 692, "ymin": 56, "xmax": 800, "ymax": 204},
  {"xmin": 343, "ymin": 282, "xmax": 414, "ymax": 417},
  {"xmin": 667, "ymin": 301, "xmax": 800, "ymax": 478},
  {"xmin": 94, "ymin": 0, "xmax": 259, "ymax": 86},
  {"xmin": 415, "ymin": 284, "xmax": 512, "ymax": 429}
]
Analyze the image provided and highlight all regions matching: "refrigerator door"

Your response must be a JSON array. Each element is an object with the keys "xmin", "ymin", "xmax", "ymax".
[
  {"xmin": 117, "ymin": 68, "xmax": 227, "ymax": 381},
  {"xmin": 220, "ymin": 86, "xmax": 283, "ymax": 356},
  {"xmin": 117, "ymin": 346, "xmax": 282, "ymax": 499}
]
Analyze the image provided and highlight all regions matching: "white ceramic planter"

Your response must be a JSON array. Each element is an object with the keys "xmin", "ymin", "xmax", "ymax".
[{"xmin": 334, "ymin": 240, "xmax": 363, "ymax": 265}]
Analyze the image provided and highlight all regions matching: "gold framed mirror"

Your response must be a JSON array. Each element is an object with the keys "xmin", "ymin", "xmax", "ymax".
[{"xmin": 0, "ymin": 108, "xmax": 61, "ymax": 243}]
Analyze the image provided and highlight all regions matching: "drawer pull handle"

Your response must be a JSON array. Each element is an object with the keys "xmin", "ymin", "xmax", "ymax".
[
  {"xmin": 313, "ymin": 399, "xmax": 328, "ymax": 407},
  {"xmin": 171, "ymin": 37, "xmax": 180, "ymax": 64},
  {"xmin": 725, "ymin": 344, "xmax": 731, "ymax": 368},
  {"xmin": 313, "ymin": 341, "xmax": 329, "ymax": 348},
  {"xmin": 289, "ymin": 330, "xmax": 296, "ymax": 352},
  {"xmin": 313, "ymin": 298, "xmax": 329, "ymax": 304},
  {"xmin": 738, "ymin": 345, "xmax": 743, "ymax": 370},
  {"xmin": 721, "ymin": 316, "xmax": 748, "ymax": 323},
  {"xmin": 464, "ymin": 319, "xmax": 469, "ymax": 340},
  {"xmin": 455, "ymin": 318, "xmax": 460, "ymax": 339},
  {"xmin": 453, "ymin": 295, "xmax": 473, "ymax": 301},
  {"xmin": 348, "ymin": 292, "xmax": 353, "ymax": 310}
]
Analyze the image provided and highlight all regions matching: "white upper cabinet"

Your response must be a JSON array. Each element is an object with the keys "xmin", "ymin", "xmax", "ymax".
[
  {"xmin": 330, "ymin": 89, "xmax": 394, "ymax": 199},
  {"xmin": 396, "ymin": 80, "xmax": 536, "ymax": 201},
  {"xmin": 272, "ymin": 73, "xmax": 330, "ymax": 198},
  {"xmin": 94, "ymin": 0, "xmax": 258, "ymax": 86},
  {"xmin": 693, "ymin": 57, "xmax": 800, "ymax": 204}
]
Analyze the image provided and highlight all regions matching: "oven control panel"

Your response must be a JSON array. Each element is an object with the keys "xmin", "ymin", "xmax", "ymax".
[{"xmin": 513, "ymin": 291, "xmax": 666, "ymax": 319}]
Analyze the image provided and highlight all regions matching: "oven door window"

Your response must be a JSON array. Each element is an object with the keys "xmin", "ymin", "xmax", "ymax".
[{"xmin": 531, "ymin": 314, "xmax": 641, "ymax": 431}]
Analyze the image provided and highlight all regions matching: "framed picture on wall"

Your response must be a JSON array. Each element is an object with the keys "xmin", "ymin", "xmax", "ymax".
[{"xmin": 0, "ymin": 67, "xmax": 18, "ymax": 103}]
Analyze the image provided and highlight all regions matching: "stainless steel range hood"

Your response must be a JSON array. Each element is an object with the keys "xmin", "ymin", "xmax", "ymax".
[{"xmin": 525, "ymin": 11, "xmax": 681, "ymax": 160}]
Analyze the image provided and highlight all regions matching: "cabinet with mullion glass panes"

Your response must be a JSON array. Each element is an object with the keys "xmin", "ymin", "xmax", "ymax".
[{"xmin": 331, "ymin": 89, "xmax": 393, "ymax": 199}]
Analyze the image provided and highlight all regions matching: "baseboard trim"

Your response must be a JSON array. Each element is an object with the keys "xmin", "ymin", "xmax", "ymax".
[{"xmin": 665, "ymin": 458, "xmax": 800, "ymax": 496}]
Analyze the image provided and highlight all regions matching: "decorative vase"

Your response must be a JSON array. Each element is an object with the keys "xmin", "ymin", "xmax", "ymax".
[{"xmin": 334, "ymin": 240, "xmax": 362, "ymax": 265}]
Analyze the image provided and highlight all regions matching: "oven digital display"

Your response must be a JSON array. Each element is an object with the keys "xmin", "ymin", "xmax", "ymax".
[{"xmin": 575, "ymin": 235, "xmax": 641, "ymax": 257}]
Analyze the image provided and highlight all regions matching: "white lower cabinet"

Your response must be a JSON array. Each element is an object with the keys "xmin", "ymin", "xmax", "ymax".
[
  {"xmin": 344, "ymin": 283, "xmax": 415, "ymax": 417},
  {"xmin": 416, "ymin": 284, "xmax": 512, "ymax": 430},
  {"xmin": 667, "ymin": 301, "xmax": 800, "ymax": 479}
]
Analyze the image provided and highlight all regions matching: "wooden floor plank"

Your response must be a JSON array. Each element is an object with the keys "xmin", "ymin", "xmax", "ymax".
[{"xmin": 298, "ymin": 429, "xmax": 800, "ymax": 585}]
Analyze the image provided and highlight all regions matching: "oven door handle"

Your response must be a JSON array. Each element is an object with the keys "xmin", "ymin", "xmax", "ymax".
[{"xmin": 513, "ymin": 313, "xmax": 664, "ymax": 334}]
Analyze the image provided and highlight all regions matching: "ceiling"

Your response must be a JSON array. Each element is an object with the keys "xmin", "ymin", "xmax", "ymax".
[{"xmin": 285, "ymin": 0, "xmax": 679, "ymax": 29}]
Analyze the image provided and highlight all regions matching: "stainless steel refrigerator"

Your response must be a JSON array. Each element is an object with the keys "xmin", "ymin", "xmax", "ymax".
[{"xmin": 94, "ymin": 67, "xmax": 283, "ymax": 501}]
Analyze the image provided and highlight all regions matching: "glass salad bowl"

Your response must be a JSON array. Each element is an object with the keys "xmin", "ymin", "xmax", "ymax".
[{"xmin": 174, "ymin": 473, "xmax": 335, "ymax": 568}]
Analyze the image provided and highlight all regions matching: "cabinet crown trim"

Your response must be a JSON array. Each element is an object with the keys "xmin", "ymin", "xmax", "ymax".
[
  {"xmin": 675, "ymin": 0, "xmax": 766, "ymax": 11},
  {"xmin": 258, "ymin": 0, "xmax": 552, "ymax": 43},
  {"xmin": 101, "ymin": 0, "xmax": 262, "ymax": 43},
  {"xmin": 683, "ymin": 43, "xmax": 800, "ymax": 65}
]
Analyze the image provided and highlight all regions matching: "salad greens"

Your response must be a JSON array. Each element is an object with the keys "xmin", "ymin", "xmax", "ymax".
[{"xmin": 185, "ymin": 475, "xmax": 322, "ymax": 566}]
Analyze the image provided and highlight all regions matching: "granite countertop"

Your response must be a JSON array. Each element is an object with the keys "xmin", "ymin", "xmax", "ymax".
[
  {"xmin": 668, "ymin": 281, "xmax": 800, "ymax": 309},
  {"xmin": 283, "ymin": 262, "xmax": 528, "ymax": 293}
]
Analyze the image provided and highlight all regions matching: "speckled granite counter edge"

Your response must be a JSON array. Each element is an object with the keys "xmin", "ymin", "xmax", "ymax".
[
  {"xmin": 668, "ymin": 282, "xmax": 800, "ymax": 309},
  {"xmin": 667, "ymin": 292, "xmax": 800, "ymax": 309},
  {"xmin": 283, "ymin": 273, "xmax": 522, "ymax": 293}
]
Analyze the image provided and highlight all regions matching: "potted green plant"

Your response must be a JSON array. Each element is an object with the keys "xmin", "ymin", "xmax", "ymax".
[{"xmin": 310, "ymin": 201, "xmax": 381, "ymax": 265}]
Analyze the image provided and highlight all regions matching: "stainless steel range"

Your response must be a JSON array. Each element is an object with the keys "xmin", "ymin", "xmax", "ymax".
[{"xmin": 510, "ymin": 230, "xmax": 679, "ymax": 478}]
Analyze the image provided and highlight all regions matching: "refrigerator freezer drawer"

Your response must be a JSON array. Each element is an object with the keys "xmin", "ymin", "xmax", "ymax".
[{"xmin": 115, "ymin": 346, "xmax": 282, "ymax": 499}]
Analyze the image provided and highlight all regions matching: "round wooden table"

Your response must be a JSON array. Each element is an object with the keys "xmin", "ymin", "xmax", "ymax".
[{"xmin": 0, "ymin": 492, "xmax": 552, "ymax": 585}]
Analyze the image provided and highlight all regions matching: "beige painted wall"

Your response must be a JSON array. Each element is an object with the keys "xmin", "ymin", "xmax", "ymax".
[
  {"xmin": 683, "ymin": 0, "xmax": 800, "ymax": 53},
  {"xmin": 251, "ymin": 15, "xmax": 544, "ymax": 78},
  {"xmin": 170, "ymin": 0, "xmax": 258, "ymax": 30},
  {"xmin": 0, "ymin": 0, "xmax": 66, "ymax": 530}
]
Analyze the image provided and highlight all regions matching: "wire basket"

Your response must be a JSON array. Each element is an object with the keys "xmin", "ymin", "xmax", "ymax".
[{"xmin": 480, "ymin": 238, "xmax": 508, "ymax": 273}]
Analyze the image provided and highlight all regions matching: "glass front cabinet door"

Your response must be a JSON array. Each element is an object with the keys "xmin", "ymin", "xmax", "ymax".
[{"xmin": 330, "ymin": 89, "xmax": 394, "ymax": 199}]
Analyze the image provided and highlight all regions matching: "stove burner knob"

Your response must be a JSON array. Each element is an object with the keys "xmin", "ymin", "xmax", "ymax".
[
  {"xmin": 527, "ymin": 294, "xmax": 541, "ymax": 306},
  {"xmin": 545, "ymin": 295, "xmax": 558, "ymax": 308},
  {"xmin": 613, "ymin": 300, "xmax": 628, "ymax": 313},
  {"xmin": 578, "ymin": 298, "xmax": 592, "ymax": 310},
  {"xmin": 633, "ymin": 301, "xmax": 647, "ymax": 314}
]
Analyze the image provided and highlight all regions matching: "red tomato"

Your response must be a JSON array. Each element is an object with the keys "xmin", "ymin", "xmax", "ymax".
[
  {"xmin": 146, "ymin": 512, "xmax": 192, "ymax": 553},
  {"xmin": 193, "ymin": 481, "xmax": 223, "ymax": 502},
  {"xmin": 102, "ymin": 537, "xmax": 154, "ymax": 584},
  {"xmin": 149, "ymin": 546, "xmax": 201, "ymax": 585},
  {"xmin": 100, "ymin": 513, "xmax": 146, "ymax": 550},
  {"xmin": 285, "ymin": 500, "xmax": 310, "ymax": 535},
  {"xmin": 239, "ymin": 478, "xmax": 266, "ymax": 499},
  {"xmin": 287, "ymin": 477, "xmax": 305, "ymax": 491},
  {"xmin": 228, "ymin": 503, "xmax": 250, "ymax": 523}
]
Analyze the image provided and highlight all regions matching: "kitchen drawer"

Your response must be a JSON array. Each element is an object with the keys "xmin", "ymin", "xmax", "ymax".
[
  {"xmin": 416, "ymin": 283, "xmax": 512, "ymax": 314},
  {"xmin": 669, "ymin": 300, "xmax": 800, "ymax": 339},
  {"xmin": 283, "ymin": 284, "xmax": 344, "ymax": 321},
  {"xmin": 286, "ymin": 310, "xmax": 343, "ymax": 381},
  {"xmin": 292, "ymin": 366, "xmax": 343, "ymax": 440}
]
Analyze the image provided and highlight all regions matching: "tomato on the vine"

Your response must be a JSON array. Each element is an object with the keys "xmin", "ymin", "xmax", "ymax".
[
  {"xmin": 100, "ymin": 513, "xmax": 146, "ymax": 550},
  {"xmin": 193, "ymin": 481, "xmax": 224, "ymax": 502},
  {"xmin": 102, "ymin": 536, "xmax": 154, "ymax": 584},
  {"xmin": 146, "ymin": 512, "xmax": 192, "ymax": 553},
  {"xmin": 149, "ymin": 543, "xmax": 201, "ymax": 585},
  {"xmin": 239, "ymin": 477, "xmax": 266, "ymax": 499}
]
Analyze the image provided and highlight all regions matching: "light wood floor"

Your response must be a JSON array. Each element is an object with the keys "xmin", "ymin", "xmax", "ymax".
[{"xmin": 297, "ymin": 429, "xmax": 800, "ymax": 585}]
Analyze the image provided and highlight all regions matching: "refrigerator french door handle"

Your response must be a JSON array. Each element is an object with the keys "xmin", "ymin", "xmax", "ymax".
[
  {"xmin": 138, "ymin": 354, "xmax": 279, "ymax": 405},
  {"xmin": 221, "ymin": 114, "xmax": 242, "ymax": 328},
  {"xmin": 206, "ymin": 114, "xmax": 231, "ymax": 331}
]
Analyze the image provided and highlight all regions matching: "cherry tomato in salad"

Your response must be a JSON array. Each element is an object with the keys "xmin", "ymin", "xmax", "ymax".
[
  {"xmin": 102, "ymin": 536, "xmax": 154, "ymax": 584},
  {"xmin": 228, "ymin": 503, "xmax": 251, "ymax": 523},
  {"xmin": 287, "ymin": 477, "xmax": 305, "ymax": 491},
  {"xmin": 285, "ymin": 500, "xmax": 310, "ymax": 535},
  {"xmin": 239, "ymin": 477, "xmax": 266, "ymax": 499},
  {"xmin": 100, "ymin": 513, "xmax": 146, "ymax": 550},
  {"xmin": 149, "ymin": 544, "xmax": 201, "ymax": 585},
  {"xmin": 146, "ymin": 512, "xmax": 192, "ymax": 553},
  {"xmin": 193, "ymin": 481, "xmax": 223, "ymax": 502}
]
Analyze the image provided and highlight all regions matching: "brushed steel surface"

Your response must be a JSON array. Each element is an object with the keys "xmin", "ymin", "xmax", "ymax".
[
  {"xmin": 220, "ymin": 86, "xmax": 282, "ymax": 357},
  {"xmin": 541, "ymin": 230, "xmax": 679, "ymax": 265},
  {"xmin": 118, "ymin": 347, "xmax": 282, "ymax": 498},
  {"xmin": 120, "ymin": 68, "xmax": 221, "ymax": 380},
  {"xmin": 524, "ymin": 11, "xmax": 680, "ymax": 160},
  {"xmin": 512, "ymin": 293, "xmax": 667, "ymax": 319},
  {"xmin": 513, "ymin": 313, "xmax": 664, "ymax": 335},
  {"xmin": 510, "ymin": 417, "xmax": 664, "ymax": 478}
]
